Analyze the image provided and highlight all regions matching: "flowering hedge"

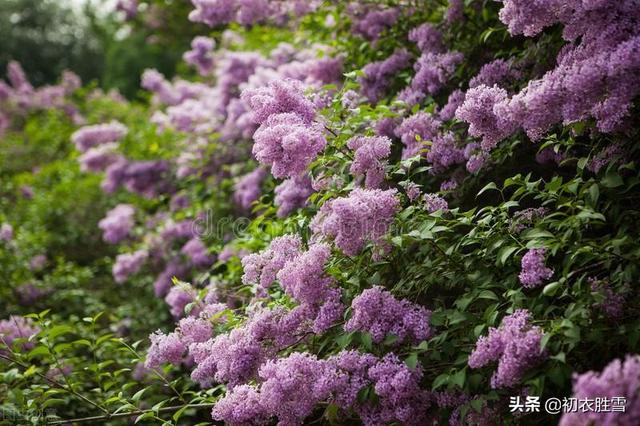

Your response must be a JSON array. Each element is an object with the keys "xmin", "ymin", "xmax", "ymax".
[{"xmin": 1, "ymin": 0, "xmax": 640, "ymax": 425}]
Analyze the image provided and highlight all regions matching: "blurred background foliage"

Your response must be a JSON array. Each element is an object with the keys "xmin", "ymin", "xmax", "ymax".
[{"xmin": 0, "ymin": 0, "xmax": 201, "ymax": 99}]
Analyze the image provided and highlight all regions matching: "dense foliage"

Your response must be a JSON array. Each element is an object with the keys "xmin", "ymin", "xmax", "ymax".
[{"xmin": 1, "ymin": 0, "xmax": 639, "ymax": 425}]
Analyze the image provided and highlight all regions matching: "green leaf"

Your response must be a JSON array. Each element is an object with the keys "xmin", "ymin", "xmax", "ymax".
[
  {"xmin": 135, "ymin": 411, "xmax": 155, "ymax": 423},
  {"xmin": 405, "ymin": 353, "xmax": 419, "ymax": 370},
  {"xmin": 451, "ymin": 368, "xmax": 466, "ymax": 388},
  {"xmin": 496, "ymin": 246, "xmax": 518, "ymax": 266},
  {"xmin": 47, "ymin": 325, "xmax": 73, "ymax": 340},
  {"xmin": 543, "ymin": 281, "xmax": 561, "ymax": 296},
  {"xmin": 477, "ymin": 182, "xmax": 498, "ymax": 197}
]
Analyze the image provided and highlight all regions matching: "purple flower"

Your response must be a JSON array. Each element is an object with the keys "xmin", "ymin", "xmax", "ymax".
[
  {"xmin": 189, "ymin": 0, "xmax": 236, "ymax": 27},
  {"xmin": 469, "ymin": 59, "xmax": 519, "ymax": 89},
  {"xmin": 408, "ymin": 23, "xmax": 444, "ymax": 53},
  {"xmin": 358, "ymin": 49, "xmax": 412, "ymax": 102},
  {"xmin": 519, "ymin": 248, "xmax": 554, "ymax": 288},
  {"xmin": 0, "ymin": 223, "xmax": 14, "ymax": 242},
  {"xmin": 145, "ymin": 331, "xmax": 186, "ymax": 368},
  {"xmin": 445, "ymin": 0, "xmax": 464, "ymax": 24},
  {"xmin": 423, "ymin": 193, "xmax": 449, "ymax": 213},
  {"xmin": 427, "ymin": 132, "xmax": 465, "ymax": 174},
  {"xmin": 0, "ymin": 316, "xmax": 40, "ymax": 354},
  {"xmin": 241, "ymin": 235, "xmax": 302, "ymax": 288},
  {"xmin": 410, "ymin": 51, "xmax": 463, "ymax": 95},
  {"xmin": 181, "ymin": 238, "xmax": 215, "ymax": 268},
  {"xmin": 241, "ymin": 78, "xmax": 317, "ymax": 125},
  {"xmin": 154, "ymin": 261, "xmax": 189, "ymax": 297},
  {"xmin": 98, "ymin": 204, "xmax": 135, "ymax": 244},
  {"xmin": 234, "ymin": 167, "xmax": 267, "ymax": 211},
  {"xmin": 78, "ymin": 143, "xmax": 120, "ymax": 173},
  {"xmin": 165, "ymin": 285, "xmax": 197, "ymax": 319},
  {"xmin": 277, "ymin": 243, "xmax": 335, "ymax": 306},
  {"xmin": 311, "ymin": 188, "xmax": 399, "ymax": 257},
  {"xmin": 346, "ymin": 286, "xmax": 432, "ymax": 344},
  {"xmin": 455, "ymin": 84, "xmax": 515, "ymax": 151},
  {"xmin": 29, "ymin": 254, "xmax": 47, "ymax": 271},
  {"xmin": 274, "ymin": 174, "xmax": 314, "ymax": 217},
  {"xmin": 351, "ymin": 8, "xmax": 399, "ymax": 41},
  {"xmin": 252, "ymin": 113, "xmax": 327, "ymax": 178},
  {"xmin": 347, "ymin": 136, "xmax": 392, "ymax": 188},
  {"xmin": 112, "ymin": 250, "xmax": 147, "ymax": 283},
  {"xmin": 439, "ymin": 89, "xmax": 466, "ymax": 121},
  {"xmin": 560, "ymin": 355, "xmax": 640, "ymax": 426},
  {"xmin": 469, "ymin": 309, "xmax": 546, "ymax": 388},
  {"xmin": 183, "ymin": 36, "xmax": 215, "ymax": 76},
  {"xmin": 394, "ymin": 112, "xmax": 442, "ymax": 160},
  {"xmin": 71, "ymin": 121, "xmax": 127, "ymax": 153}
]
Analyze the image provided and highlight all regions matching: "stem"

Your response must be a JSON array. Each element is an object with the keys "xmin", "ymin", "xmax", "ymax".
[
  {"xmin": 45, "ymin": 403, "xmax": 216, "ymax": 425},
  {"xmin": 0, "ymin": 353, "xmax": 109, "ymax": 415}
]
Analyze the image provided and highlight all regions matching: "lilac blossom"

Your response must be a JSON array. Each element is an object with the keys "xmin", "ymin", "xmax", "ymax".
[
  {"xmin": 410, "ymin": 51, "xmax": 463, "ymax": 95},
  {"xmin": 112, "ymin": 250, "xmax": 148, "ymax": 283},
  {"xmin": 346, "ymin": 136, "xmax": 392, "ymax": 188},
  {"xmin": 274, "ymin": 174, "xmax": 314, "ymax": 217},
  {"xmin": 560, "ymin": 355, "xmax": 640, "ymax": 426},
  {"xmin": 181, "ymin": 238, "xmax": 215, "ymax": 268},
  {"xmin": 98, "ymin": 204, "xmax": 135, "ymax": 244},
  {"xmin": 154, "ymin": 261, "xmax": 189, "ymax": 297},
  {"xmin": 468, "ymin": 309, "xmax": 546, "ymax": 388},
  {"xmin": 233, "ymin": 167, "xmax": 267, "ymax": 211},
  {"xmin": 469, "ymin": 59, "xmax": 519, "ymax": 89},
  {"xmin": 145, "ymin": 331, "xmax": 186, "ymax": 368},
  {"xmin": 311, "ymin": 188, "xmax": 399, "ymax": 257},
  {"xmin": 408, "ymin": 23, "xmax": 444, "ymax": 53},
  {"xmin": 241, "ymin": 235, "xmax": 302, "ymax": 287},
  {"xmin": 183, "ymin": 36, "xmax": 215, "ymax": 76},
  {"xmin": 0, "ymin": 316, "xmax": 41, "ymax": 353},
  {"xmin": 351, "ymin": 8, "xmax": 399, "ymax": 41},
  {"xmin": 394, "ymin": 112, "xmax": 442, "ymax": 160},
  {"xmin": 346, "ymin": 286, "xmax": 432, "ymax": 344},
  {"xmin": 358, "ymin": 49, "xmax": 412, "ymax": 102},
  {"xmin": 439, "ymin": 89, "xmax": 466, "ymax": 121},
  {"xmin": 519, "ymin": 248, "xmax": 554, "ymax": 288},
  {"xmin": 0, "ymin": 223, "xmax": 13, "ymax": 242},
  {"xmin": 78, "ymin": 143, "xmax": 120, "ymax": 173},
  {"xmin": 241, "ymin": 78, "xmax": 317, "ymax": 124},
  {"xmin": 71, "ymin": 121, "xmax": 127, "ymax": 153},
  {"xmin": 252, "ymin": 113, "xmax": 327, "ymax": 178},
  {"xmin": 424, "ymin": 193, "xmax": 449, "ymax": 213}
]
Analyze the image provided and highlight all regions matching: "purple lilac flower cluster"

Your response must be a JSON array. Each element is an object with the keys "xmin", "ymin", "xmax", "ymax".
[
  {"xmin": 98, "ymin": 204, "xmax": 135, "ymax": 244},
  {"xmin": 273, "ymin": 174, "xmax": 314, "ymax": 217},
  {"xmin": 468, "ymin": 309, "xmax": 546, "ymax": 388},
  {"xmin": 345, "ymin": 286, "xmax": 432, "ymax": 344},
  {"xmin": 346, "ymin": 136, "xmax": 392, "ymax": 188},
  {"xmin": 213, "ymin": 350, "xmax": 432, "ymax": 426},
  {"xmin": 183, "ymin": 36, "xmax": 215, "ymax": 76},
  {"xmin": 519, "ymin": 248, "xmax": 554, "ymax": 288},
  {"xmin": 311, "ymin": 188, "xmax": 399, "ymax": 257},
  {"xmin": 0, "ymin": 316, "xmax": 41, "ymax": 354},
  {"xmin": 560, "ymin": 355, "xmax": 640, "ymax": 426}
]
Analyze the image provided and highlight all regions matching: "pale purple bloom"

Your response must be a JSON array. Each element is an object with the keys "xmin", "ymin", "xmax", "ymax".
[
  {"xmin": 183, "ymin": 36, "xmax": 215, "ymax": 76},
  {"xmin": 395, "ymin": 112, "xmax": 442, "ymax": 160},
  {"xmin": 346, "ymin": 286, "xmax": 432, "ymax": 344},
  {"xmin": 560, "ymin": 355, "xmax": 640, "ymax": 426},
  {"xmin": 241, "ymin": 78, "xmax": 316, "ymax": 124},
  {"xmin": 359, "ymin": 49, "xmax": 412, "ymax": 102},
  {"xmin": 112, "ymin": 250, "xmax": 148, "ymax": 283},
  {"xmin": 408, "ymin": 23, "xmax": 444, "ymax": 53},
  {"xmin": 311, "ymin": 188, "xmax": 399, "ymax": 257},
  {"xmin": 0, "ymin": 223, "xmax": 13, "ymax": 242},
  {"xmin": 0, "ymin": 316, "xmax": 40, "ymax": 354},
  {"xmin": 347, "ymin": 136, "xmax": 391, "ymax": 188},
  {"xmin": 234, "ymin": 168, "xmax": 267, "ymax": 211},
  {"xmin": 98, "ymin": 204, "xmax": 135, "ymax": 244},
  {"xmin": 181, "ymin": 238, "xmax": 215, "ymax": 268},
  {"xmin": 351, "ymin": 8, "xmax": 399, "ymax": 41},
  {"xmin": 519, "ymin": 248, "xmax": 554, "ymax": 288},
  {"xmin": 274, "ymin": 174, "xmax": 314, "ymax": 217},
  {"xmin": 252, "ymin": 113, "xmax": 327, "ymax": 178},
  {"xmin": 71, "ymin": 121, "xmax": 127, "ymax": 153},
  {"xmin": 145, "ymin": 331, "xmax": 186, "ymax": 368},
  {"xmin": 29, "ymin": 255, "xmax": 47, "ymax": 271},
  {"xmin": 78, "ymin": 143, "xmax": 120, "ymax": 173},
  {"xmin": 424, "ymin": 193, "xmax": 449, "ymax": 213},
  {"xmin": 469, "ymin": 309, "xmax": 546, "ymax": 388},
  {"xmin": 241, "ymin": 234, "xmax": 302, "ymax": 287}
]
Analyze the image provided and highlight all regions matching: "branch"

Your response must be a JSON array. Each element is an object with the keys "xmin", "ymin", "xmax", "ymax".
[
  {"xmin": 0, "ymin": 353, "xmax": 108, "ymax": 414},
  {"xmin": 46, "ymin": 403, "xmax": 216, "ymax": 425}
]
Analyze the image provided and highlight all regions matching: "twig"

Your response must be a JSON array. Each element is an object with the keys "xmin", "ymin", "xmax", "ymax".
[
  {"xmin": 45, "ymin": 403, "xmax": 216, "ymax": 425},
  {"xmin": 0, "ymin": 353, "xmax": 109, "ymax": 414}
]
